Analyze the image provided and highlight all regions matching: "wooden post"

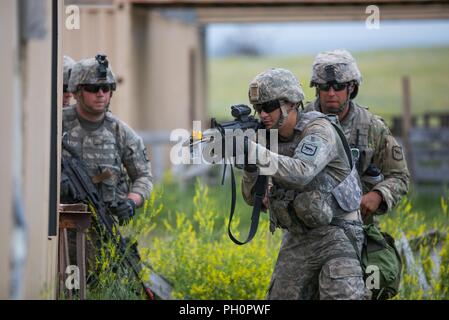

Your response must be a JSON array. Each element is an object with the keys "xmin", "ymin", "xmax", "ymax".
[
  {"xmin": 58, "ymin": 204, "xmax": 91, "ymax": 300},
  {"xmin": 402, "ymin": 76, "xmax": 414, "ymax": 181},
  {"xmin": 57, "ymin": 228, "xmax": 72, "ymax": 299},
  {"xmin": 76, "ymin": 229, "xmax": 86, "ymax": 300}
]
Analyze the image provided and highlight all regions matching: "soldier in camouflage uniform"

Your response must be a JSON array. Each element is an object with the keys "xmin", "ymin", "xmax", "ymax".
[
  {"xmin": 63, "ymin": 55, "xmax": 76, "ymax": 108},
  {"xmin": 60, "ymin": 54, "xmax": 153, "ymax": 274},
  {"xmin": 304, "ymin": 49, "xmax": 410, "ymax": 224},
  {"xmin": 241, "ymin": 68, "xmax": 367, "ymax": 299}
]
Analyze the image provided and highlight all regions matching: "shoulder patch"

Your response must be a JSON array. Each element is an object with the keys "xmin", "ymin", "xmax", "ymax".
[
  {"xmin": 249, "ymin": 83, "xmax": 259, "ymax": 101},
  {"xmin": 392, "ymin": 146, "xmax": 403, "ymax": 161},
  {"xmin": 300, "ymin": 143, "xmax": 317, "ymax": 156}
]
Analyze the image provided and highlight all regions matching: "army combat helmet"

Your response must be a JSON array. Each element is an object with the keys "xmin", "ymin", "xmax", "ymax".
[
  {"xmin": 63, "ymin": 55, "xmax": 76, "ymax": 92},
  {"xmin": 248, "ymin": 68, "xmax": 305, "ymax": 129},
  {"xmin": 68, "ymin": 54, "xmax": 116, "ymax": 93},
  {"xmin": 310, "ymin": 49, "xmax": 362, "ymax": 99}
]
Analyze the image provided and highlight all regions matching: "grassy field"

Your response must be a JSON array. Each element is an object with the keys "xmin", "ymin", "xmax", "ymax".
[
  {"xmin": 96, "ymin": 178, "xmax": 449, "ymax": 300},
  {"xmin": 208, "ymin": 47, "xmax": 449, "ymax": 124}
]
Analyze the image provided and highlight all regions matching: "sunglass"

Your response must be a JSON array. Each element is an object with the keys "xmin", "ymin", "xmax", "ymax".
[
  {"xmin": 317, "ymin": 82, "xmax": 348, "ymax": 92},
  {"xmin": 63, "ymin": 84, "xmax": 68, "ymax": 93},
  {"xmin": 253, "ymin": 100, "xmax": 281, "ymax": 114},
  {"xmin": 82, "ymin": 84, "xmax": 111, "ymax": 93}
]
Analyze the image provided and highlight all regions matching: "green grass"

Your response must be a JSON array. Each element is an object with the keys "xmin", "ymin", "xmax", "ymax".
[
  {"xmin": 208, "ymin": 47, "xmax": 449, "ymax": 125},
  {"xmin": 84, "ymin": 176, "xmax": 449, "ymax": 300},
  {"xmin": 147, "ymin": 170, "xmax": 265, "ymax": 241}
]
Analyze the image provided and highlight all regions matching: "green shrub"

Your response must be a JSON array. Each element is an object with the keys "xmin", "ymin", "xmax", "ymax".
[
  {"xmin": 85, "ymin": 191, "xmax": 163, "ymax": 300},
  {"xmin": 146, "ymin": 180, "xmax": 281, "ymax": 299},
  {"xmin": 85, "ymin": 174, "xmax": 449, "ymax": 300},
  {"xmin": 380, "ymin": 196, "xmax": 449, "ymax": 299}
]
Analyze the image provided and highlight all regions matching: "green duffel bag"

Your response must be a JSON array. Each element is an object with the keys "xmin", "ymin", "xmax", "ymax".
[{"xmin": 362, "ymin": 224, "xmax": 403, "ymax": 300}]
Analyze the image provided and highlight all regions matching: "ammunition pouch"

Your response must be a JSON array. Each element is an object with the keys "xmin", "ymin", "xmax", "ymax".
[
  {"xmin": 271, "ymin": 165, "xmax": 362, "ymax": 230},
  {"xmin": 293, "ymin": 190, "xmax": 333, "ymax": 228}
]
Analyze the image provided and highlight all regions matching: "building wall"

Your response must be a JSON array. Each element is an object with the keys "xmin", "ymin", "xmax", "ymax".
[
  {"xmin": 62, "ymin": 4, "xmax": 129, "ymax": 119},
  {"xmin": 0, "ymin": 0, "xmax": 60, "ymax": 299},
  {"xmin": 0, "ymin": 0, "xmax": 16, "ymax": 299},
  {"xmin": 63, "ymin": 3, "xmax": 207, "ymax": 131},
  {"xmin": 63, "ymin": 3, "xmax": 207, "ymax": 179},
  {"xmin": 21, "ymin": 0, "xmax": 60, "ymax": 299},
  {"xmin": 135, "ymin": 9, "xmax": 206, "ymax": 132}
]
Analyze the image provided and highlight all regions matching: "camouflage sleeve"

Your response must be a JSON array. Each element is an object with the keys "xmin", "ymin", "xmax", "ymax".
[
  {"xmin": 256, "ymin": 120, "xmax": 338, "ymax": 186},
  {"xmin": 241, "ymin": 169, "xmax": 259, "ymax": 206},
  {"xmin": 121, "ymin": 125, "xmax": 153, "ymax": 202},
  {"xmin": 370, "ymin": 117, "xmax": 410, "ymax": 214}
]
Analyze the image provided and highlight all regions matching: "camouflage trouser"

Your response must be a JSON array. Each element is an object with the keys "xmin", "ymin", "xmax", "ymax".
[{"xmin": 267, "ymin": 221, "xmax": 368, "ymax": 300}]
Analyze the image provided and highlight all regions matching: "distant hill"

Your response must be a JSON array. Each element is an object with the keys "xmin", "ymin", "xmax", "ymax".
[{"xmin": 207, "ymin": 20, "xmax": 449, "ymax": 58}]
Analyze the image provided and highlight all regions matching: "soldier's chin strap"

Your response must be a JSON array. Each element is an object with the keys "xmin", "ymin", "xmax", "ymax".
[
  {"xmin": 336, "ymin": 82, "xmax": 357, "ymax": 114},
  {"xmin": 271, "ymin": 102, "xmax": 299, "ymax": 130},
  {"xmin": 270, "ymin": 104, "xmax": 288, "ymax": 129},
  {"xmin": 338, "ymin": 84, "xmax": 354, "ymax": 113}
]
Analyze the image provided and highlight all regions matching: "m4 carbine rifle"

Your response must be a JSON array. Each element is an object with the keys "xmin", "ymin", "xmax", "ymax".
[
  {"xmin": 61, "ymin": 141, "xmax": 155, "ymax": 300},
  {"xmin": 191, "ymin": 104, "xmax": 268, "ymax": 245}
]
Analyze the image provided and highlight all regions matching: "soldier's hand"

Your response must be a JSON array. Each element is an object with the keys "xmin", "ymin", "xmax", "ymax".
[
  {"xmin": 60, "ymin": 172, "xmax": 77, "ymax": 201},
  {"xmin": 361, "ymin": 191, "xmax": 383, "ymax": 220},
  {"xmin": 114, "ymin": 199, "xmax": 136, "ymax": 226},
  {"xmin": 226, "ymin": 134, "xmax": 257, "ymax": 168},
  {"xmin": 262, "ymin": 193, "xmax": 269, "ymax": 213}
]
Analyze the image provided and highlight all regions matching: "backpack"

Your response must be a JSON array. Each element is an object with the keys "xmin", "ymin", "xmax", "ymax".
[{"xmin": 362, "ymin": 224, "xmax": 403, "ymax": 300}]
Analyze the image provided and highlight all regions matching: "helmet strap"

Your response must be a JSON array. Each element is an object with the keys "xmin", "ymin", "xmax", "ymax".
[
  {"xmin": 339, "ymin": 82, "xmax": 355, "ymax": 112},
  {"xmin": 271, "ymin": 103, "xmax": 290, "ymax": 130}
]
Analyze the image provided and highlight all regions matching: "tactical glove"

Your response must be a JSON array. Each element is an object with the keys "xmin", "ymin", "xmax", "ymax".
[
  {"xmin": 114, "ymin": 199, "xmax": 136, "ymax": 226},
  {"xmin": 225, "ymin": 134, "xmax": 257, "ymax": 171},
  {"xmin": 60, "ymin": 172, "xmax": 77, "ymax": 202}
]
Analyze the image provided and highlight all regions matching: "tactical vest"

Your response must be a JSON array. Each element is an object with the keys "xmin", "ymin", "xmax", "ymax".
[
  {"xmin": 268, "ymin": 111, "xmax": 362, "ymax": 233},
  {"xmin": 306, "ymin": 100, "xmax": 384, "ymax": 194},
  {"xmin": 342, "ymin": 102, "xmax": 387, "ymax": 193},
  {"xmin": 62, "ymin": 107, "xmax": 129, "ymax": 206},
  {"xmin": 344, "ymin": 103, "xmax": 372, "ymax": 173}
]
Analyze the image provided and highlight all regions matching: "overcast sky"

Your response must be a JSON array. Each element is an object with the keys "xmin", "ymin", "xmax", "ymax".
[{"xmin": 206, "ymin": 19, "xmax": 449, "ymax": 57}]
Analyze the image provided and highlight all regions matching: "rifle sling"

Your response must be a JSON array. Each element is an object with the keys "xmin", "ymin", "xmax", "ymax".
[{"xmin": 227, "ymin": 163, "xmax": 267, "ymax": 245}]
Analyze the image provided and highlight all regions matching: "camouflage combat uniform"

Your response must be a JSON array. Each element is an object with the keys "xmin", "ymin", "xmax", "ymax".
[
  {"xmin": 62, "ymin": 55, "xmax": 153, "ymax": 274},
  {"xmin": 64, "ymin": 54, "xmax": 153, "ymax": 210},
  {"xmin": 242, "ymin": 68, "xmax": 367, "ymax": 300},
  {"xmin": 305, "ymin": 49, "xmax": 410, "ymax": 222},
  {"xmin": 63, "ymin": 55, "xmax": 76, "ymax": 108},
  {"xmin": 305, "ymin": 100, "xmax": 410, "ymax": 219},
  {"xmin": 62, "ymin": 107, "xmax": 153, "ymax": 206}
]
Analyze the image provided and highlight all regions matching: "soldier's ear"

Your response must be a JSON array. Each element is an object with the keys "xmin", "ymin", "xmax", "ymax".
[
  {"xmin": 73, "ymin": 90, "xmax": 81, "ymax": 101},
  {"xmin": 347, "ymin": 83, "xmax": 354, "ymax": 95}
]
